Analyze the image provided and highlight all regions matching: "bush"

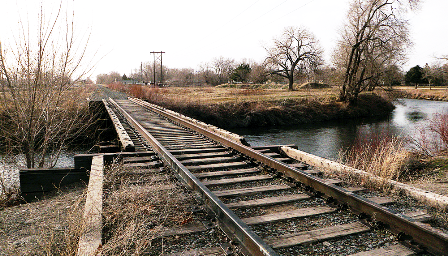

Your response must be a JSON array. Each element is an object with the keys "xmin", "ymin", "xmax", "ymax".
[{"xmin": 430, "ymin": 113, "xmax": 448, "ymax": 149}]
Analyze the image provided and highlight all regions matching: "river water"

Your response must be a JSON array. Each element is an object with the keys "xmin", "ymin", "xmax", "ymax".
[{"xmin": 230, "ymin": 98, "xmax": 448, "ymax": 160}]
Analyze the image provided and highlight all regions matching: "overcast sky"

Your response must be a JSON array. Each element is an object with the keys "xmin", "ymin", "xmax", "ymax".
[{"xmin": 0, "ymin": 0, "xmax": 447, "ymax": 80}]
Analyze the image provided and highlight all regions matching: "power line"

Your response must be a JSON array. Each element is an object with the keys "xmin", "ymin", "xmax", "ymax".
[
  {"xmin": 224, "ymin": 0, "xmax": 262, "ymax": 26},
  {"xmin": 276, "ymin": 0, "xmax": 319, "ymax": 22},
  {"xmin": 235, "ymin": 0, "xmax": 289, "ymax": 33}
]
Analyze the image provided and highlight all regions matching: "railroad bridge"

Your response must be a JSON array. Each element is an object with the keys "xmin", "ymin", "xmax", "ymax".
[{"xmin": 19, "ymin": 88, "xmax": 448, "ymax": 255}]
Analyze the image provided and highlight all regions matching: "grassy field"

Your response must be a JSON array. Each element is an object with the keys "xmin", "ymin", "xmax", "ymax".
[{"xmin": 131, "ymin": 84, "xmax": 340, "ymax": 104}]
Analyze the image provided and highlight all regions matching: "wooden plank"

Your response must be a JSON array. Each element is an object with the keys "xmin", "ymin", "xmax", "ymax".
[
  {"xmin": 194, "ymin": 168, "xmax": 260, "ymax": 178},
  {"xmin": 20, "ymin": 168, "xmax": 89, "ymax": 195},
  {"xmin": 170, "ymin": 147, "xmax": 227, "ymax": 155},
  {"xmin": 226, "ymin": 194, "xmax": 310, "ymax": 209},
  {"xmin": 166, "ymin": 246, "xmax": 225, "ymax": 256},
  {"xmin": 157, "ymin": 221, "xmax": 207, "ymax": 237},
  {"xmin": 403, "ymin": 210, "xmax": 432, "ymax": 222},
  {"xmin": 255, "ymin": 149, "xmax": 272, "ymax": 153},
  {"xmin": 212, "ymin": 184, "xmax": 291, "ymax": 197},
  {"xmin": 122, "ymin": 156, "xmax": 155, "ymax": 163},
  {"xmin": 344, "ymin": 186, "xmax": 367, "ymax": 193},
  {"xmin": 266, "ymin": 222, "xmax": 370, "ymax": 249},
  {"xmin": 175, "ymin": 151, "xmax": 232, "ymax": 161},
  {"xmin": 187, "ymin": 161, "xmax": 249, "ymax": 171},
  {"xmin": 349, "ymin": 244, "xmax": 415, "ymax": 256},
  {"xmin": 263, "ymin": 152, "xmax": 282, "ymax": 157},
  {"xmin": 122, "ymin": 161, "xmax": 162, "ymax": 169},
  {"xmin": 288, "ymin": 162, "xmax": 308, "ymax": 170},
  {"xmin": 157, "ymin": 138, "xmax": 207, "ymax": 143},
  {"xmin": 180, "ymin": 156, "xmax": 240, "ymax": 165},
  {"xmin": 274, "ymin": 157, "xmax": 294, "ymax": 163},
  {"xmin": 242, "ymin": 206, "xmax": 336, "ymax": 225},
  {"xmin": 151, "ymin": 131, "xmax": 192, "ymax": 137},
  {"xmin": 165, "ymin": 142, "xmax": 216, "ymax": 149},
  {"xmin": 368, "ymin": 196, "xmax": 395, "ymax": 205},
  {"xmin": 201, "ymin": 175, "xmax": 272, "ymax": 186},
  {"xmin": 151, "ymin": 132, "xmax": 196, "ymax": 137},
  {"xmin": 302, "ymin": 169, "xmax": 322, "ymax": 175},
  {"xmin": 77, "ymin": 155, "xmax": 103, "ymax": 256},
  {"xmin": 322, "ymin": 178, "xmax": 342, "ymax": 185}
]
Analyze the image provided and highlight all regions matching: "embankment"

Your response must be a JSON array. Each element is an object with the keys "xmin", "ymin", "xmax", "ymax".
[
  {"xmin": 394, "ymin": 88, "xmax": 448, "ymax": 101},
  {"xmin": 151, "ymin": 93, "xmax": 395, "ymax": 129}
]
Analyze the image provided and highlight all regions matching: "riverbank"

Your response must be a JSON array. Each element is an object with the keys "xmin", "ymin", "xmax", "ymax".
[
  {"xmin": 121, "ymin": 85, "xmax": 395, "ymax": 129},
  {"xmin": 394, "ymin": 86, "xmax": 448, "ymax": 101}
]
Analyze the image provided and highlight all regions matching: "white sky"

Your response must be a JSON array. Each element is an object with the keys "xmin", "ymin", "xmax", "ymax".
[{"xmin": 0, "ymin": 0, "xmax": 447, "ymax": 80}]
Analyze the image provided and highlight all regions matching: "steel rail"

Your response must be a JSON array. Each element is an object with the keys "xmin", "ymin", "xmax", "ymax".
[
  {"xmin": 129, "ymin": 97, "xmax": 448, "ymax": 255},
  {"xmin": 108, "ymin": 98, "xmax": 278, "ymax": 256}
]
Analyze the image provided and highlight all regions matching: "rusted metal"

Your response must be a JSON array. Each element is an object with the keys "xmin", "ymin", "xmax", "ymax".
[
  {"xmin": 108, "ymin": 98, "xmax": 278, "ymax": 256},
  {"xmin": 129, "ymin": 97, "xmax": 448, "ymax": 255}
]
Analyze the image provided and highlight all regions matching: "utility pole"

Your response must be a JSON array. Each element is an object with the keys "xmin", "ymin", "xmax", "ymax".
[
  {"xmin": 150, "ymin": 51, "xmax": 165, "ymax": 86},
  {"xmin": 140, "ymin": 62, "xmax": 143, "ymax": 84}
]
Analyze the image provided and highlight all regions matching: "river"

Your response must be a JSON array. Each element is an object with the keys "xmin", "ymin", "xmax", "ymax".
[{"xmin": 230, "ymin": 98, "xmax": 448, "ymax": 160}]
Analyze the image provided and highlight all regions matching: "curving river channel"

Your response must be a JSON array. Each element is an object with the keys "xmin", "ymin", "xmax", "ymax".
[{"xmin": 230, "ymin": 98, "xmax": 448, "ymax": 160}]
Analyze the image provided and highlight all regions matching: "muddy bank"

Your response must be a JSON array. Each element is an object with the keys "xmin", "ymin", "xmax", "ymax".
[{"xmin": 152, "ymin": 94, "xmax": 395, "ymax": 129}]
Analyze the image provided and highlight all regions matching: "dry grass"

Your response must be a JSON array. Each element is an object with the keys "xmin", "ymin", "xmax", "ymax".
[
  {"xmin": 101, "ymin": 163, "xmax": 198, "ymax": 255},
  {"xmin": 340, "ymin": 133, "xmax": 416, "ymax": 183},
  {"xmin": 39, "ymin": 191, "xmax": 87, "ymax": 256},
  {"xmin": 0, "ymin": 183, "xmax": 87, "ymax": 255},
  {"xmin": 120, "ymin": 84, "xmax": 339, "ymax": 105}
]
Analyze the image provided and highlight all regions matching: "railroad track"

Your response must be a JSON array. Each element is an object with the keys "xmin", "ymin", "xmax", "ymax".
[{"xmin": 105, "ymin": 97, "xmax": 448, "ymax": 255}]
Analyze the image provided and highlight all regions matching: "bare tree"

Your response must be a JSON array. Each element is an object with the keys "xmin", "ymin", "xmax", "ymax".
[
  {"xmin": 249, "ymin": 62, "xmax": 269, "ymax": 84},
  {"xmin": 334, "ymin": 0, "xmax": 419, "ymax": 104},
  {"xmin": 0, "ymin": 4, "xmax": 95, "ymax": 168},
  {"xmin": 212, "ymin": 57, "xmax": 235, "ymax": 85},
  {"xmin": 265, "ymin": 27, "xmax": 323, "ymax": 91},
  {"xmin": 96, "ymin": 71, "xmax": 122, "ymax": 84}
]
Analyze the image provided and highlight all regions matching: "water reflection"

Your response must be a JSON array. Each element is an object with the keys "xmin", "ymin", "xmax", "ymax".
[{"xmin": 230, "ymin": 98, "xmax": 448, "ymax": 160}]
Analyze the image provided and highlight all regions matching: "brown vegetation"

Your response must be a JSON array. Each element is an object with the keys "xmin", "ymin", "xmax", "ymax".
[
  {"xmin": 108, "ymin": 84, "xmax": 395, "ymax": 129},
  {"xmin": 340, "ymin": 132, "xmax": 418, "ymax": 182}
]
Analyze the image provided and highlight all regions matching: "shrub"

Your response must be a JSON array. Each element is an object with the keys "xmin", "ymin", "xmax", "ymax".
[
  {"xmin": 129, "ymin": 84, "xmax": 144, "ymax": 98},
  {"xmin": 430, "ymin": 113, "xmax": 448, "ymax": 149}
]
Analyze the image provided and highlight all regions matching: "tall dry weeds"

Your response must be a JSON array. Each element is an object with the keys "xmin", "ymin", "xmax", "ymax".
[{"xmin": 341, "ymin": 133, "xmax": 414, "ymax": 182}]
